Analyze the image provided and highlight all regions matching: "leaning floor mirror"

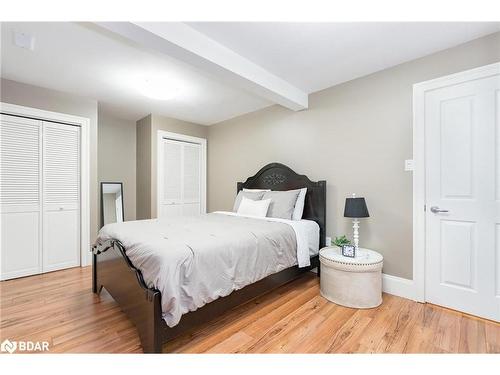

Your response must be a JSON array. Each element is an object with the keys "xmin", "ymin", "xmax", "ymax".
[{"xmin": 100, "ymin": 182, "xmax": 124, "ymax": 227}]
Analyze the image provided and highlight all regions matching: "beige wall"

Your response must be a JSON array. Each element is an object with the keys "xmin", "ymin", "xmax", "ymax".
[
  {"xmin": 0, "ymin": 78, "xmax": 99, "ymax": 242},
  {"xmin": 136, "ymin": 115, "xmax": 152, "ymax": 220},
  {"xmin": 136, "ymin": 114, "xmax": 208, "ymax": 219},
  {"xmin": 208, "ymin": 32, "xmax": 500, "ymax": 279},
  {"xmin": 98, "ymin": 109, "xmax": 136, "ymax": 222}
]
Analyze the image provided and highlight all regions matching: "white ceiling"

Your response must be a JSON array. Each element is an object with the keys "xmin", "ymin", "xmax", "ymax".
[
  {"xmin": 187, "ymin": 22, "xmax": 500, "ymax": 93},
  {"xmin": 2, "ymin": 22, "xmax": 500, "ymax": 125},
  {"xmin": 0, "ymin": 22, "xmax": 272, "ymax": 125}
]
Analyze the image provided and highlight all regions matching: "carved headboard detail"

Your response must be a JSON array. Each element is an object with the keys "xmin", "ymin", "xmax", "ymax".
[{"xmin": 237, "ymin": 163, "xmax": 326, "ymax": 248}]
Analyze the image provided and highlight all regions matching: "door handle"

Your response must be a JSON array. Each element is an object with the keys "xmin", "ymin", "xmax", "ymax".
[{"xmin": 430, "ymin": 206, "xmax": 449, "ymax": 214}]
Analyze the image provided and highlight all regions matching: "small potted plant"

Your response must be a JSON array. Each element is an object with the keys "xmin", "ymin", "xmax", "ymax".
[
  {"xmin": 333, "ymin": 235, "xmax": 356, "ymax": 257},
  {"xmin": 332, "ymin": 235, "xmax": 351, "ymax": 248}
]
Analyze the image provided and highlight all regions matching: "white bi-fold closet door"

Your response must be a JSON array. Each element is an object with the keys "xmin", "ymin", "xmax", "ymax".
[
  {"xmin": 0, "ymin": 114, "xmax": 80, "ymax": 280},
  {"xmin": 159, "ymin": 138, "xmax": 203, "ymax": 218}
]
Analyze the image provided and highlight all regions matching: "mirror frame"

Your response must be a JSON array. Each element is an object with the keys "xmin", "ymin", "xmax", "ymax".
[{"xmin": 100, "ymin": 181, "xmax": 125, "ymax": 228}]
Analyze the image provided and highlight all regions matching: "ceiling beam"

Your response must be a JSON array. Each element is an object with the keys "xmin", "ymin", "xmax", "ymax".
[{"xmin": 95, "ymin": 22, "xmax": 308, "ymax": 111}]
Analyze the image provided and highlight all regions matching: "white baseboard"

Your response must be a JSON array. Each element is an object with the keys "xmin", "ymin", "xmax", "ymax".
[{"xmin": 382, "ymin": 274, "xmax": 416, "ymax": 301}]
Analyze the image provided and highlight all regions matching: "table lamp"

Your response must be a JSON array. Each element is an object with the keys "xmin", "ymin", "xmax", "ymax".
[{"xmin": 344, "ymin": 194, "xmax": 370, "ymax": 249}]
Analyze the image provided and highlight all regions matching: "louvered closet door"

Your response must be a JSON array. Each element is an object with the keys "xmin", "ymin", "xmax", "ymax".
[
  {"xmin": 160, "ymin": 139, "xmax": 201, "ymax": 218},
  {"xmin": 0, "ymin": 114, "xmax": 42, "ymax": 280},
  {"xmin": 182, "ymin": 142, "xmax": 201, "ymax": 216},
  {"xmin": 161, "ymin": 139, "xmax": 183, "ymax": 218},
  {"xmin": 42, "ymin": 121, "xmax": 80, "ymax": 272}
]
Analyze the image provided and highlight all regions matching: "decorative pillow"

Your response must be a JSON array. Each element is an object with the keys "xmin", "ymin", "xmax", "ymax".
[
  {"xmin": 262, "ymin": 190, "xmax": 301, "ymax": 220},
  {"xmin": 292, "ymin": 188, "xmax": 307, "ymax": 220},
  {"xmin": 233, "ymin": 190, "xmax": 266, "ymax": 212},
  {"xmin": 237, "ymin": 196, "xmax": 271, "ymax": 217},
  {"xmin": 243, "ymin": 188, "xmax": 271, "ymax": 192}
]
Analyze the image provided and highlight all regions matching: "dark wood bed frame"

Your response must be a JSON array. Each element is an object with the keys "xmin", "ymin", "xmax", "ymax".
[{"xmin": 92, "ymin": 163, "xmax": 326, "ymax": 353}]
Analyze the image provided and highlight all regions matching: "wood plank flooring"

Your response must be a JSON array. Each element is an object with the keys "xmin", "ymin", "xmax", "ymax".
[{"xmin": 0, "ymin": 266, "xmax": 498, "ymax": 353}]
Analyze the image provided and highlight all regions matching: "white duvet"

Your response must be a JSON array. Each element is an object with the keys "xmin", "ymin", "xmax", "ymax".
[{"xmin": 96, "ymin": 212, "xmax": 319, "ymax": 327}]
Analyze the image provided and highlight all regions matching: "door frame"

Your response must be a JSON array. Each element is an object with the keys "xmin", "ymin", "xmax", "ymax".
[
  {"xmin": 412, "ymin": 61, "xmax": 500, "ymax": 302},
  {"xmin": 0, "ymin": 102, "xmax": 91, "ymax": 267},
  {"xmin": 156, "ymin": 130, "xmax": 207, "ymax": 217}
]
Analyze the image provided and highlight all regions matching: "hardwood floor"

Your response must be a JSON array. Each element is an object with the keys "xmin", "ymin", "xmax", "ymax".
[{"xmin": 1, "ymin": 267, "xmax": 498, "ymax": 353}]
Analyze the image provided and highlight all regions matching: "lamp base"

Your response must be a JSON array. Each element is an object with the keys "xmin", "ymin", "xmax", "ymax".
[{"xmin": 352, "ymin": 219, "xmax": 360, "ymax": 249}]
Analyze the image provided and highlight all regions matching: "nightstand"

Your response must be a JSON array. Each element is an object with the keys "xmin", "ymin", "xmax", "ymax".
[{"xmin": 319, "ymin": 246, "xmax": 383, "ymax": 308}]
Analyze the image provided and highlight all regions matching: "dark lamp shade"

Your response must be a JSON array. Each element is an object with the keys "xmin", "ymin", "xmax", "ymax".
[{"xmin": 344, "ymin": 197, "xmax": 370, "ymax": 218}]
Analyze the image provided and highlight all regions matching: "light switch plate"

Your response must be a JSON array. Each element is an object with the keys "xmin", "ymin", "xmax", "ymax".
[
  {"xmin": 13, "ymin": 30, "xmax": 35, "ymax": 51},
  {"xmin": 325, "ymin": 236, "xmax": 332, "ymax": 246},
  {"xmin": 405, "ymin": 159, "xmax": 414, "ymax": 171}
]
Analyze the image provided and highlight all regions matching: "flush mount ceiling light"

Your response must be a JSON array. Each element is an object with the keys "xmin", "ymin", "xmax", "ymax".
[{"xmin": 137, "ymin": 78, "xmax": 181, "ymax": 101}]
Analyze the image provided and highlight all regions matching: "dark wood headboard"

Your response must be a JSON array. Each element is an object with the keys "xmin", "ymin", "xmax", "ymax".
[{"xmin": 237, "ymin": 163, "xmax": 326, "ymax": 248}]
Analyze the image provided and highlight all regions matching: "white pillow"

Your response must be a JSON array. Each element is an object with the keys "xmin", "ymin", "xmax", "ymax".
[
  {"xmin": 237, "ymin": 196, "xmax": 271, "ymax": 217},
  {"xmin": 243, "ymin": 188, "xmax": 271, "ymax": 192},
  {"xmin": 233, "ymin": 190, "xmax": 266, "ymax": 212},
  {"xmin": 292, "ymin": 188, "xmax": 307, "ymax": 220}
]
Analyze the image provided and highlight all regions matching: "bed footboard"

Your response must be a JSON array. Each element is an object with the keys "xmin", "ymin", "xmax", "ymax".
[
  {"xmin": 93, "ymin": 239, "xmax": 319, "ymax": 353},
  {"xmin": 93, "ymin": 241, "xmax": 164, "ymax": 353}
]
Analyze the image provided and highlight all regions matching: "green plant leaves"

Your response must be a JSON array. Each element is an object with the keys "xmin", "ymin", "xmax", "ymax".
[{"xmin": 332, "ymin": 235, "xmax": 351, "ymax": 247}]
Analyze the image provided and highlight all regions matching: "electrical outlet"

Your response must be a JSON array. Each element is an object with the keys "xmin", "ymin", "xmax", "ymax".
[{"xmin": 325, "ymin": 236, "xmax": 332, "ymax": 246}]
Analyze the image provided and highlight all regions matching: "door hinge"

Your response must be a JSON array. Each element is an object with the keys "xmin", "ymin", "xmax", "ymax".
[{"xmin": 424, "ymin": 204, "xmax": 426, "ymax": 212}]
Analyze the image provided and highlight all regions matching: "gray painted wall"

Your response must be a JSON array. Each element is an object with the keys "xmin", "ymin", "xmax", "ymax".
[
  {"xmin": 136, "ymin": 115, "xmax": 152, "ymax": 220},
  {"xmin": 207, "ymin": 32, "xmax": 500, "ymax": 279},
  {"xmin": 98, "ymin": 108, "xmax": 137, "ymax": 222},
  {"xmin": 0, "ymin": 78, "xmax": 99, "ymax": 242}
]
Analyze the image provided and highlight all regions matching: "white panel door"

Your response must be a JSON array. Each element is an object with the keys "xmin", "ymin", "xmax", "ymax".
[
  {"xmin": 425, "ymin": 73, "xmax": 499, "ymax": 321},
  {"xmin": 160, "ymin": 139, "xmax": 202, "ymax": 218},
  {"xmin": 0, "ymin": 114, "xmax": 42, "ymax": 280},
  {"xmin": 42, "ymin": 121, "xmax": 80, "ymax": 272}
]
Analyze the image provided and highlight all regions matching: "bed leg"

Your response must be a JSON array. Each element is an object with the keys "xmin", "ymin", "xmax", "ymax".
[
  {"xmin": 92, "ymin": 253, "xmax": 102, "ymax": 294},
  {"xmin": 92, "ymin": 253, "xmax": 104, "ymax": 294},
  {"xmin": 142, "ymin": 333, "xmax": 162, "ymax": 354},
  {"xmin": 139, "ymin": 289, "xmax": 163, "ymax": 353}
]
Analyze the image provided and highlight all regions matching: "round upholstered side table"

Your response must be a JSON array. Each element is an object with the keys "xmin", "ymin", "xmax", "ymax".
[{"xmin": 319, "ymin": 247, "xmax": 383, "ymax": 308}]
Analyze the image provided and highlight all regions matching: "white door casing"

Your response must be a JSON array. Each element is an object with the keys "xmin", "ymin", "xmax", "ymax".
[
  {"xmin": 0, "ymin": 102, "xmax": 91, "ymax": 280},
  {"xmin": 157, "ymin": 130, "xmax": 206, "ymax": 219},
  {"xmin": 413, "ymin": 62, "xmax": 500, "ymax": 321}
]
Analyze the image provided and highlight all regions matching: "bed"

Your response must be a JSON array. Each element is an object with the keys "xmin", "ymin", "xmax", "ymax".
[{"xmin": 92, "ymin": 163, "xmax": 326, "ymax": 353}]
